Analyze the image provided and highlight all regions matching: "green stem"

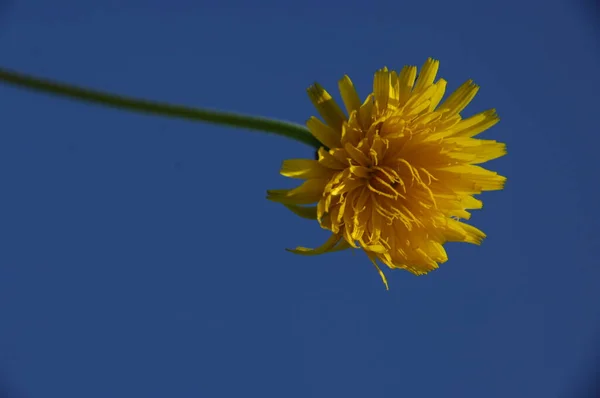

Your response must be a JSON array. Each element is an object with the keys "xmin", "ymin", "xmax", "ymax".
[{"xmin": 0, "ymin": 67, "xmax": 322, "ymax": 149}]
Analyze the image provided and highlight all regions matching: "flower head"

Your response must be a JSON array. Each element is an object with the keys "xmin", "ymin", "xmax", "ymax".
[{"xmin": 268, "ymin": 58, "xmax": 506, "ymax": 289}]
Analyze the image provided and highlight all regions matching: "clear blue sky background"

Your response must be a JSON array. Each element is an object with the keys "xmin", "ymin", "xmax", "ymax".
[{"xmin": 0, "ymin": 1, "xmax": 599, "ymax": 397}]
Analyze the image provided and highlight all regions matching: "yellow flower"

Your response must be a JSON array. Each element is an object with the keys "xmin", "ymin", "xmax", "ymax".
[{"xmin": 268, "ymin": 58, "xmax": 506, "ymax": 289}]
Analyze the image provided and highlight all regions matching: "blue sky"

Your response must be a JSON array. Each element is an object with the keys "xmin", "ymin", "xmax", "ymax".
[{"xmin": 0, "ymin": 1, "xmax": 599, "ymax": 397}]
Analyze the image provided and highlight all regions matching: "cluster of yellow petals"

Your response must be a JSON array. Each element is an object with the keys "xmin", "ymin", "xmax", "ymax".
[{"xmin": 268, "ymin": 58, "xmax": 506, "ymax": 288}]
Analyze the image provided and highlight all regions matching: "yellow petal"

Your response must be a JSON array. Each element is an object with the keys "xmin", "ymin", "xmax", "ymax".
[
  {"xmin": 338, "ymin": 75, "xmax": 362, "ymax": 115},
  {"xmin": 344, "ymin": 142, "xmax": 370, "ymax": 167},
  {"xmin": 446, "ymin": 219, "xmax": 487, "ymax": 245},
  {"xmin": 373, "ymin": 67, "xmax": 390, "ymax": 115},
  {"xmin": 358, "ymin": 93, "xmax": 374, "ymax": 131},
  {"xmin": 286, "ymin": 233, "xmax": 342, "ymax": 255},
  {"xmin": 364, "ymin": 244, "xmax": 387, "ymax": 253},
  {"xmin": 330, "ymin": 239, "xmax": 353, "ymax": 253},
  {"xmin": 388, "ymin": 70, "xmax": 400, "ymax": 107},
  {"xmin": 366, "ymin": 252, "xmax": 389, "ymax": 290},
  {"xmin": 438, "ymin": 79, "xmax": 479, "ymax": 116},
  {"xmin": 429, "ymin": 78, "xmax": 447, "ymax": 111},
  {"xmin": 307, "ymin": 83, "xmax": 346, "ymax": 130},
  {"xmin": 280, "ymin": 159, "xmax": 333, "ymax": 179},
  {"xmin": 413, "ymin": 58, "xmax": 440, "ymax": 93},
  {"xmin": 461, "ymin": 195, "xmax": 483, "ymax": 210},
  {"xmin": 317, "ymin": 147, "xmax": 347, "ymax": 169},
  {"xmin": 403, "ymin": 83, "xmax": 438, "ymax": 116},
  {"xmin": 306, "ymin": 116, "xmax": 341, "ymax": 149},
  {"xmin": 266, "ymin": 179, "xmax": 328, "ymax": 205},
  {"xmin": 349, "ymin": 165, "xmax": 371, "ymax": 178},
  {"xmin": 447, "ymin": 109, "xmax": 500, "ymax": 138},
  {"xmin": 341, "ymin": 115, "xmax": 363, "ymax": 146},
  {"xmin": 441, "ymin": 165, "xmax": 506, "ymax": 191},
  {"xmin": 425, "ymin": 241, "xmax": 448, "ymax": 263},
  {"xmin": 446, "ymin": 139, "xmax": 507, "ymax": 164},
  {"xmin": 330, "ymin": 177, "xmax": 364, "ymax": 196},
  {"xmin": 397, "ymin": 65, "xmax": 417, "ymax": 106}
]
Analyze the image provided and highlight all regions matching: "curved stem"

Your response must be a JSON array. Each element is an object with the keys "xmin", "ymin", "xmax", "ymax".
[{"xmin": 0, "ymin": 67, "xmax": 322, "ymax": 149}]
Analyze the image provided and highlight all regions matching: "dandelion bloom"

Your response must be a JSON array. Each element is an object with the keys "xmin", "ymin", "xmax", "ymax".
[{"xmin": 267, "ymin": 58, "xmax": 506, "ymax": 288}]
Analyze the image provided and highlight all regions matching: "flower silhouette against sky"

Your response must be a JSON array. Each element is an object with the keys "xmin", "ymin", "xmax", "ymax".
[{"xmin": 268, "ymin": 58, "xmax": 506, "ymax": 288}]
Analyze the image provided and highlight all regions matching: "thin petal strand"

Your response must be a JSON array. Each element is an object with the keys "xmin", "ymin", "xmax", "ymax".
[{"xmin": 287, "ymin": 233, "xmax": 342, "ymax": 255}]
